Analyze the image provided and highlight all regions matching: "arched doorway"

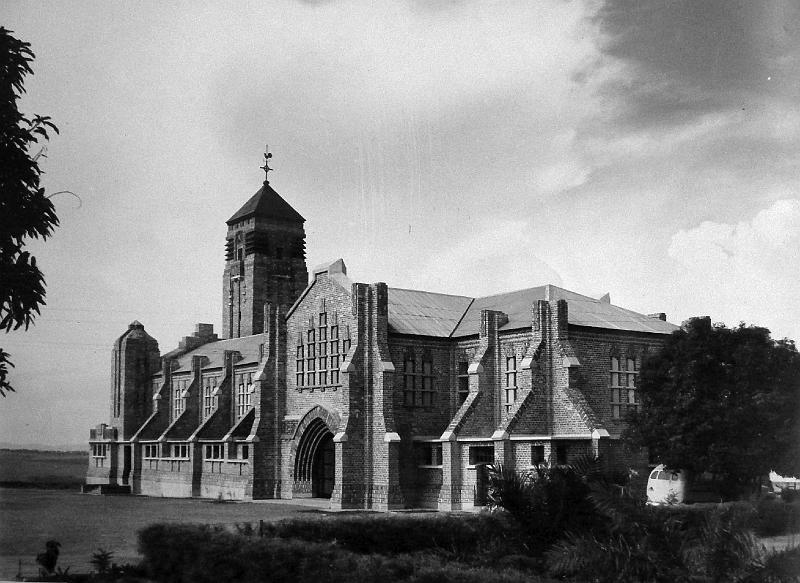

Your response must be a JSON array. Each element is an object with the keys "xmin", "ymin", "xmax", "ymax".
[
  {"xmin": 294, "ymin": 418, "xmax": 335, "ymax": 498},
  {"xmin": 312, "ymin": 432, "xmax": 334, "ymax": 498}
]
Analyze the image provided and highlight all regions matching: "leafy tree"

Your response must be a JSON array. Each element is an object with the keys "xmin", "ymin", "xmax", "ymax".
[
  {"xmin": 0, "ymin": 27, "xmax": 59, "ymax": 396},
  {"xmin": 626, "ymin": 317, "xmax": 800, "ymax": 496}
]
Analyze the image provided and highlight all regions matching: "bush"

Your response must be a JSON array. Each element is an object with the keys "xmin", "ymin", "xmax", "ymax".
[
  {"xmin": 486, "ymin": 458, "xmax": 606, "ymax": 555},
  {"xmin": 755, "ymin": 546, "xmax": 800, "ymax": 582},
  {"xmin": 754, "ymin": 497, "xmax": 800, "ymax": 537},
  {"xmin": 485, "ymin": 457, "xmax": 799, "ymax": 582},
  {"xmin": 255, "ymin": 512, "xmax": 528, "ymax": 563},
  {"xmin": 547, "ymin": 498, "xmax": 789, "ymax": 582},
  {"xmin": 138, "ymin": 523, "xmax": 556, "ymax": 583}
]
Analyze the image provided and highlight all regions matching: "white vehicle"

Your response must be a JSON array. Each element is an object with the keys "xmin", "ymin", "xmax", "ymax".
[
  {"xmin": 646, "ymin": 464, "xmax": 687, "ymax": 505},
  {"xmin": 769, "ymin": 471, "xmax": 800, "ymax": 493}
]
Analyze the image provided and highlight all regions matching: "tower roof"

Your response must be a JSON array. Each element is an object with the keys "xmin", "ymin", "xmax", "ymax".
[{"xmin": 226, "ymin": 182, "xmax": 305, "ymax": 225}]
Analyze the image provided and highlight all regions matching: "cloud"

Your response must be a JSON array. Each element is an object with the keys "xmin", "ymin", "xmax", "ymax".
[
  {"xmin": 592, "ymin": 0, "xmax": 800, "ymax": 128},
  {"xmin": 414, "ymin": 219, "xmax": 564, "ymax": 296},
  {"xmin": 667, "ymin": 199, "xmax": 800, "ymax": 339}
]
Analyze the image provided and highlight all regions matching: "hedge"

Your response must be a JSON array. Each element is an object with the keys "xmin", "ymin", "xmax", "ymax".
[
  {"xmin": 138, "ymin": 523, "xmax": 555, "ymax": 583},
  {"xmin": 254, "ymin": 512, "xmax": 529, "ymax": 560}
]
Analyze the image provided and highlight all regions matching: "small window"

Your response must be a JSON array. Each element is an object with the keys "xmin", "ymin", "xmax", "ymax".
[
  {"xmin": 420, "ymin": 443, "xmax": 443, "ymax": 466},
  {"xmin": 457, "ymin": 362, "xmax": 469, "ymax": 403},
  {"xmin": 504, "ymin": 355, "xmax": 517, "ymax": 413},
  {"xmin": 469, "ymin": 445, "xmax": 494, "ymax": 466},
  {"xmin": 403, "ymin": 356, "xmax": 416, "ymax": 406},
  {"xmin": 556, "ymin": 444, "xmax": 568, "ymax": 465},
  {"xmin": 532, "ymin": 445, "xmax": 545, "ymax": 465},
  {"xmin": 330, "ymin": 354, "xmax": 340, "ymax": 384},
  {"xmin": 241, "ymin": 445, "xmax": 249, "ymax": 460}
]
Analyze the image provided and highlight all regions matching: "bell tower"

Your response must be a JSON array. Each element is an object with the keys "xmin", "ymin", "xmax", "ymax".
[{"xmin": 222, "ymin": 148, "xmax": 308, "ymax": 339}]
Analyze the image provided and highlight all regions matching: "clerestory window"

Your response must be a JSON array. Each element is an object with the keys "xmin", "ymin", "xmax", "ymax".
[
  {"xmin": 403, "ymin": 353, "xmax": 435, "ymax": 407},
  {"xmin": 457, "ymin": 361, "xmax": 470, "ymax": 404},
  {"xmin": 172, "ymin": 378, "xmax": 187, "ymax": 421},
  {"xmin": 611, "ymin": 356, "xmax": 639, "ymax": 419},
  {"xmin": 504, "ymin": 355, "xmax": 517, "ymax": 413}
]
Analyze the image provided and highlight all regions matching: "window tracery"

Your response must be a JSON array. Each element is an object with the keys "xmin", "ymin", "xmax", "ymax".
[{"xmin": 295, "ymin": 307, "xmax": 349, "ymax": 390}]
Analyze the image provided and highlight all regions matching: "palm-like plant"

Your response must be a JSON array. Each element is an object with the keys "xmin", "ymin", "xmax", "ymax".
[
  {"xmin": 488, "ymin": 456, "xmax": 796, "ymax": 582},
  {"xmin": 90, "ymin": 548, "xmax": 114, "ymax": 574},
  {"xmin": 486, "ymin": 456, "xmax": 606, "ymax": 555}
]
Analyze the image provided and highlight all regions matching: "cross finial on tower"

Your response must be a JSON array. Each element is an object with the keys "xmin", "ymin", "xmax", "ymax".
[{"xmin": 260, "ymin": 145, "xmax": 273, "ymax": 183}]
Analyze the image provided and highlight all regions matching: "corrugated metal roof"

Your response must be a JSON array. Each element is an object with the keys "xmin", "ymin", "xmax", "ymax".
[
  {"xmin": 452, "ymin": 286, "xmax": 549, "ymax": 337},
  {"xmin": 387, "ymin": 288, "xmax": 473, "ymax": 337},
  {"xmin": 172, "ymin": 335, "xmax": 263, "ymax": 372},
  {"xmin": 388, "ymin": 284, "xmax": 678, "ymax": 338}
]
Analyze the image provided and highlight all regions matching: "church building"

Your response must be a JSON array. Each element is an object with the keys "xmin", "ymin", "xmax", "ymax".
[{"xmin": 85, "ymin": 155, "xmax": 678, "ymax": 510}]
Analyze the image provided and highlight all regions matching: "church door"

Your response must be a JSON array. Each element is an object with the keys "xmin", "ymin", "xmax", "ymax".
[{"xmin": 312, "ymin": 433, "xmax": 335, "ymax": 498}]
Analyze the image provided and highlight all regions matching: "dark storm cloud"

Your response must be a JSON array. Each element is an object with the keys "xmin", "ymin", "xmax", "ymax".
[{"xmin": 593, "ymin": 0, "xmax": 800, "ymax": 127}]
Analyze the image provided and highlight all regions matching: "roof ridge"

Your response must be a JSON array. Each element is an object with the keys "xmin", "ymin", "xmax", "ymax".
[
  {"xmin": 474, "ymin": 284, "xmax": 548, "ymax": 301},
  {"xmin": 448, "ymin": 297, "xmax": 475, "ymax": 338},
  {"xmin": 547, "ymin": 285, "xmax": 602, "ymax": 303},
  {"xmin": 388, "ymin": 286, "xmax": 474, "ymax": 300}
]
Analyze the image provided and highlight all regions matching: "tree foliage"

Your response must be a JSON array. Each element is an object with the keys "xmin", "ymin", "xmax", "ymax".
[
  {"xmin": 626, "ymin": 317, "xmax": 800, "ymax": 494},
  {"xmin": 0, "ymin": 27, "xmax": 59, "ymax": 396}
]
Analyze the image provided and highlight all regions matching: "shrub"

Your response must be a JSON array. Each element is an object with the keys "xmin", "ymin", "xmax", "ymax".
[
  {"xmin": 547, "ymin": 496, "xmax": 782, "ymax": 582},
  {"xmin": 255, "ymin": 512, "xmax": 528, "ymax": 564},
  {"xmin": 486, "ymin": 457, "xmax": 792, "ymax": 582},
  {"xmin": 138, "ymin": 523, "xmax": 555, "ymax": 583},
  {"xmin": 754, "ymin": 498, "xmax": 800, "ymax": 537},
  {"xmin": 780, "ymin": 489, "xmax": 799, "ymax": 503},
  {"xmin": 486, "ymin": 457, "xmax": 606, "ymax": 555},
  {"xmin": 89, "ymin": 548, "xmax": 113, "ymax": 574},
  {"xmin": 752, "ymin": 546, "xmax": 800, "ymax": 582}
]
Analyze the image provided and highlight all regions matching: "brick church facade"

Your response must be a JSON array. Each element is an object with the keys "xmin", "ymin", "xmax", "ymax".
[{"xmin": 86, "ymin": 168, "xmax": 678, "ymax": 510}]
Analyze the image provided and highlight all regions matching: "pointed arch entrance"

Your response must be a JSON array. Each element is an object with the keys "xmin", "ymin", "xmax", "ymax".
[{"xmin": 294, "ymin": 417, "xmax": 335, "ymax": 498}]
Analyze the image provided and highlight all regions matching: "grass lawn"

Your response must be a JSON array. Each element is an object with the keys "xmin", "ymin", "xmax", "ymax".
[
  {"xmin": 0, "ymin": 448, "xmax": 88, "ymax": 489},
  {"xmin": 0, "ymin": 487, "xmax": 317, "ymax": 580}
]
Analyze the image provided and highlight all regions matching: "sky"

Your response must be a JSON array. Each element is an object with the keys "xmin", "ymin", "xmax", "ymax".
[{"xmin": 2, "ymin": 0, "xmax": 799, "ymax": 448}]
